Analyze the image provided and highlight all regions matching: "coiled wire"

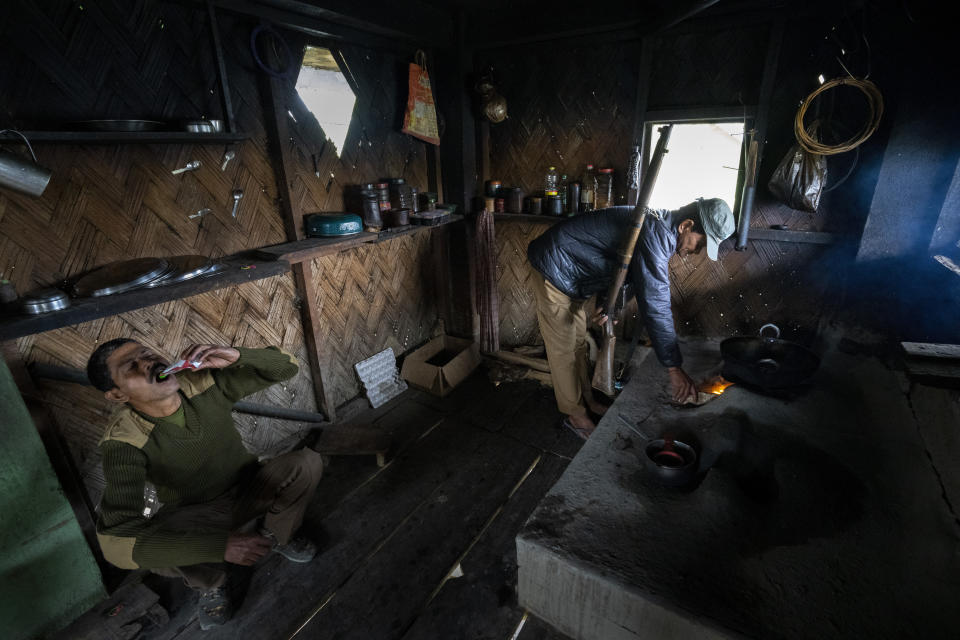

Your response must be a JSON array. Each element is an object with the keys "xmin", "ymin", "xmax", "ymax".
[{"xmin": 794, "ymin": 77, "xmax": 884, "ymax": 155}]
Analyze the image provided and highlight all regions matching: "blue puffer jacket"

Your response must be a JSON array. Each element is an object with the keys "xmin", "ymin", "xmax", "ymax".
[{"xmin": 527, "ymin": 206, "xmax": 682, "ymax": 367}]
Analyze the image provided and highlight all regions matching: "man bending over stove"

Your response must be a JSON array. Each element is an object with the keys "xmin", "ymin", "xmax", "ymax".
[
  {"xmin": 527, "ymin": 198, "xmax": 736, "ymax": 440},
  {"xmin": 87, "ymin": 340, "xmax": 324, "ymax": 630}
]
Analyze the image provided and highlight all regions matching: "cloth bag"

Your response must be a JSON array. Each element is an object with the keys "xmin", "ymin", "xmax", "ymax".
[
  {"xmin": 767, "ymin": 122, "xmax": 827, "ymax": 212},
  {"xmin": 401, "ymin": 51, "xmax": 440, "ymax": 145}
]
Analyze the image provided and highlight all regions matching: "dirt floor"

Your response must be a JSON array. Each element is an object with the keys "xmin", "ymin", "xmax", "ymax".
[{"xmin": 130, "ymin": 370, "xmax": 581, "ymax": 640}]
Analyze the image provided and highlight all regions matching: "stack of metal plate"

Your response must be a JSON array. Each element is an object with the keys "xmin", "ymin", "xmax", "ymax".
[
  {"xmin": 144, "ymin": 255, "xmax": 225, "ymax": 288},
  {"xmin": 71, "ymin": 256, "xmax": 224, "ymax": 297}
]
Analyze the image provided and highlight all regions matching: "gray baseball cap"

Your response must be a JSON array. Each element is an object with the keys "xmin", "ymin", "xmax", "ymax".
[{"xmin": 697, "ymin": 198, "xmax": 736, "ymax": 261}]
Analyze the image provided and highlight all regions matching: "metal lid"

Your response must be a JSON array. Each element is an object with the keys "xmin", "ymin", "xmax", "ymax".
[{"xmin": 72, "ymin": 258, "xmax": 170, "ymax": 297}]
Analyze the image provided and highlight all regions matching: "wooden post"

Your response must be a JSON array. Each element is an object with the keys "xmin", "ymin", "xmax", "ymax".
[
  {"xmin": 630, "ymin": 36, "xmax": 654, "ymax": 205},
  {"xmin": 258, "ymin": 34, "xmax": 338, "ymax": 422}
]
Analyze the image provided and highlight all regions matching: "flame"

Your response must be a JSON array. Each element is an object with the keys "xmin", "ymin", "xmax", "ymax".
[{"xmin": 698, "ymin": 375, "xmax": 735, "ymax": 396}]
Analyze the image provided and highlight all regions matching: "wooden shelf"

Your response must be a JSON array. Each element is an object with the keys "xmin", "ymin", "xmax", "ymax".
[
  {"xmin": 746, "ymin": 228, "xmax": 839, "ymax": 244},
  {"xmin": 494, "ymin": 213, "xmax": 563, "ymax": 224},
  {"xmin": 0, "ymin": 258, "xmax": 289, "ymax": 341},
  {"xmin": 495, "ymin": 215, "xmax": 841, "ymax": 244},
  {"xmin": 256, "ymin": 215, "xmax": 464, "ymax": 264},
  {"xmin": 0, "ymin": 215, "xmax": 465, "ymax": 341},
  {"xmin": 1, "ymin": 131, "xmax": 249, "ymax": 145}
]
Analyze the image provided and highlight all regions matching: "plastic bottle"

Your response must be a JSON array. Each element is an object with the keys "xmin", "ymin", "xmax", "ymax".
[
  {"xmin": 579, "ymin": 164, "xmax": 596, "ymax": 212},
  {"xmin": 544, "ymin": 166, "xmax": 559, "ymax": 196},
  {"xmin": 596, "ymin": 168, "xmax": 614, "ymax": 209},
  {"xmin": 558, "ymin": 174, "xmax": 568, "ymax": 210}
]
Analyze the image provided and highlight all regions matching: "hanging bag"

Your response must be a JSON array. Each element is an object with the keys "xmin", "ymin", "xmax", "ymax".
[
  {"xmin": 767, "ymin": 121, "xmax": 827, "ymax": 212},
  {"xmin": 401, "ymin": 50, "xmax": 440, "ymax": 145}
]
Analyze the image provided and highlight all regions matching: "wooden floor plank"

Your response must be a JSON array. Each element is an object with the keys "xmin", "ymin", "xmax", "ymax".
[
  {"xmin": 401, "ymin": 453, "xmax": 570, "ymax": 640},
  {"xmin": 293, "ymin": 427, "xmax": 542, "ymax": 640},
  {"xmin": 499, "ymin": 385, "xmax": 583, "ymax": 459},
  {"xmin": 191, "ymin": 417, "xmax": 496, "ymax": 639},
  {"xmin": 458, "ymin": 378, "xmax": 540, "ymax": 433}
]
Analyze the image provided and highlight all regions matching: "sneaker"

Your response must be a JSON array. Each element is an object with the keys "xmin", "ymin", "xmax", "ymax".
[
  {"xmin": 197, "ymin": 586, "xmax": 232, "ymax": 630},
  {"xmin": 260, "ymin": 528, "xmax": 317, "ymax": 563}
]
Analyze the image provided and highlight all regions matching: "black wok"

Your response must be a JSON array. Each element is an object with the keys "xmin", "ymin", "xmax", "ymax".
[{"xmin": 721, "ymin": 324, "xmax": 820, "ymax": 388}]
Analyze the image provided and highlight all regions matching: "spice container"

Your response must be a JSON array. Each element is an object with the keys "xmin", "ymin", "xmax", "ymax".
[
  {"xmin": 596, "ymin": 168, "xmax": 615, "ymax": 209},
  {"xmin": 410, "ymin": 186, "xmax": 419, "ymax": 213},
  {"xmin": 484, "ymin": 180, "xmax": 502, "ymax": 197},
  {"xmin": 505, "ymin": 187, "xmax": 524, "ymax": 213},
  {"xmin": 494, "ymin": 198, "xmax": 505, "ymax": 213},
  {"xmin": 375, "ymin": 182, "xmax": 391, "ymax": 211},
  {"xmin": 384, "ymin": 208, "xmax": 410, "ymax": 227},
  {"xmin": 484, "ymin": 196, "xmax": 496, "ymax": 212},
  {"xmin": 527, "ymin": 196, "xmax": 542, "ymax": 215},
  {"xmin": 544, "ymin": 195, "xmax": 563, "ymax": 216},
  {"xmin": 566, "ymin": 182, "xmax": 581, "ymax": 215},
  {"xmin": 360, "ymin": 189, "xmax": 383, "ymax": 231}
]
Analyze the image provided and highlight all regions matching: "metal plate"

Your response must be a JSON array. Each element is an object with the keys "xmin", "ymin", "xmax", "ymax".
[
  {"xmin": 72, "ymin": 258, "xmax": 170, "ymax": 297},
  {"xmin": 144, "ymin": 255, "xmax": 214, "ymax": 288},
  {"xmin": 72, "ymin": 120, "xmax": 166, "ymax": 132},
  {"xmin": 21, "ymin": 288, "xmax": 71, "ymax": 314}
]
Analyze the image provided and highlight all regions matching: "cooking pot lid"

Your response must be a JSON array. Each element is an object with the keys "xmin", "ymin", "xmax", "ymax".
[{"xmin": 72, "ymin": 258, "xmax": 170, "ymax": 297}]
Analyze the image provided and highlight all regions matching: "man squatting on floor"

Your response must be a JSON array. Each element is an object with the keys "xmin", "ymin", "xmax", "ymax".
[
  {"xmin": 527, "ymin": 198, "xmax": 736, "ymax": 439},
  {"xmin": 87, "ymin": 340, "xmax": 324, "ymax": 630}
]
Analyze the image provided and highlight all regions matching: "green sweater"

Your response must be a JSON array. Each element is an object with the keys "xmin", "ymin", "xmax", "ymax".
[{"xmin": 95, "ymin": 347, "xmax": 298, "ymax": 570}]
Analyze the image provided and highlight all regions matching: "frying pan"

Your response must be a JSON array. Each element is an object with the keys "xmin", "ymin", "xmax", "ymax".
[{"xmin": 721, "ymin": 324, "xmax": 820, "ymax": 388}]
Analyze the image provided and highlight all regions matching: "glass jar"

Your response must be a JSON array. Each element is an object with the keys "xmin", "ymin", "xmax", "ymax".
[{"xmin": 596, "ymin": 168, "xmax": 614, "ymax": 209}]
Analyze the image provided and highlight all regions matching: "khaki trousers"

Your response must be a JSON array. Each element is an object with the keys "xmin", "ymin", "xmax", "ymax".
[
  {"xmin": 531, "ymin": 273, "xmax": 593, "ymax": 417},
  {"xmin": 150, "ymin": 448, "xmax": 324, "ymax": 591}
]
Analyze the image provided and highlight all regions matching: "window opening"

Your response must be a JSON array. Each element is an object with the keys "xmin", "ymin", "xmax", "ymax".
[
  {"xmin": 645, "ymin": 121, "xmax": 745, "ymax": 211},
  {"xmin": 295, "ymin": 46, "xmax": 357, "ymax": 157}
]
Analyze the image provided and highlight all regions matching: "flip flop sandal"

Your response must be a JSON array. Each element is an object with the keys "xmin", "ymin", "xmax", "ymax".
[{"xmin": 561, "ymin": 417, "xmax": 592, "ymax": 441}]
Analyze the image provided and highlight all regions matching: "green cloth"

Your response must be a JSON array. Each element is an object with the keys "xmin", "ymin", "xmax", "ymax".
[
  {"xmin": 96, "ymin": 347, "xmax": 298, "ymax": 569},
  {"xmin": 158, "ymin": 406, "xmax": 185, "ymax": 429}
]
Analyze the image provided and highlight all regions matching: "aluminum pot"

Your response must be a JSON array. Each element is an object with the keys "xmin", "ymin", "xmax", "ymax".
[
  {"xmin": 0, "ymin": 131, "xmax": 51, "ymax": 197},
  {"xmin": 721, "ymin": 323, "xmax": 820, "ymax": 388}
]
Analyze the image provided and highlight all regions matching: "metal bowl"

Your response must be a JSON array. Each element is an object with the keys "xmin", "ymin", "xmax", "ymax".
[
  {"xmin": 21, "ymin": 288, "xmax": 70, "ymax": 314},
  {"xmin": 184, "ymin": 119, "xmax": 222, "ymax": 133}
]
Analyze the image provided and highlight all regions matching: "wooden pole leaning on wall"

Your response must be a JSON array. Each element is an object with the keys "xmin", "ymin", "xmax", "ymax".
[{"xmin": 257, "ymin": 29, "xmax": 337, "ymax": 421}]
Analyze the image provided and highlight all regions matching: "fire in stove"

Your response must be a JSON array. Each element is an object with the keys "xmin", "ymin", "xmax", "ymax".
[{"xmin": 699, "ymin": 375, "xmax": 735, "ymax": 396}]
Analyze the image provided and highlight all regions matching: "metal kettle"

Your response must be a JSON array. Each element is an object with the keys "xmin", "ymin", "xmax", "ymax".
[{"xmin": 0, "ymin": 130, "xmax": 52, "ymax": 197}]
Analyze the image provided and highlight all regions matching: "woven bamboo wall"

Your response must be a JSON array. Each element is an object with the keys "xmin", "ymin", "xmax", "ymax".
[
  {"xmin": 481, "ymin": 28, "xmax": 837, "ymax": 347},
  {"xmin": 268, "ymin": 38, "xmax": 438, "ymax": 407},
  {"xmin": 0, "ymin": 1, "xmax": 437, "ymax": 500}
]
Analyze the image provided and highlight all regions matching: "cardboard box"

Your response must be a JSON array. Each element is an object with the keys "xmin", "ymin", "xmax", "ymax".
[{"xmin": 401, "ymin": 335, "xmax": 481, "ymax": 397}]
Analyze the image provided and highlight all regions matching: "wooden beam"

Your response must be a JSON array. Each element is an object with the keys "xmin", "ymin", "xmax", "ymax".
[
  {"xmin": 205, "ymin": 1, "xmax": 236, "ymax": 134},
  {"xmin": 644, "ymin": 106, "xmax": 757, "ymax": 123},
  {"xmin": 259, "ymin": 34, "xmax": 338, "ymax": 422},
  {"xmin": 752, "ymin": 17, "xmax": 785, "ymax": 179},
  {"xmin": 490, "ymin": 350, "xmax": 551, "ymax": 373}
]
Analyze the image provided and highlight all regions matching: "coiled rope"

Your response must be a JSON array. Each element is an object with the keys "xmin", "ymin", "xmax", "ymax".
[{"xmin": 794, "ymin": 77, "xmax": 884, "ymax": 155}]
